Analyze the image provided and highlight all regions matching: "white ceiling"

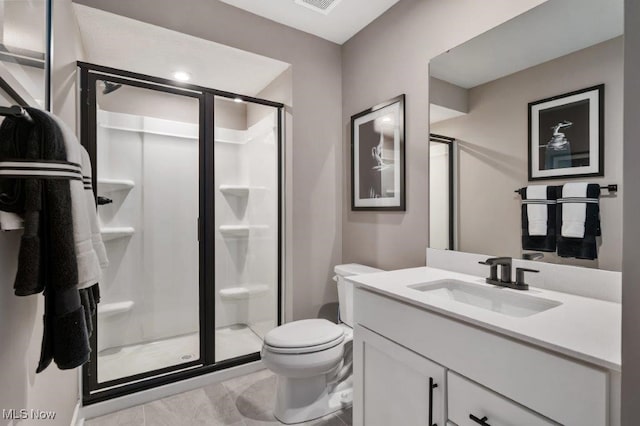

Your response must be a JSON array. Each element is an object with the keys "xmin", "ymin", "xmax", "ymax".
[
  {"xmin": 217, "ymin": 0, "xmax": 400, "ymax": 44},
  {"xmin": 74, "ymin": 4, "xmax": 291, "ymax": 96},
  {"xmin": 430, "ymin": 0, "xmax": 624, "ymax": 89}
]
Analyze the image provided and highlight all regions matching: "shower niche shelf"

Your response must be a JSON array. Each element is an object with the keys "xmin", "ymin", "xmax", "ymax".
[
  {"xmin": 219, "ymin": 284, "xmax": 269, "ymax": 301},
  {"xmin": 219, "ymin": 225, "xmax": 269, "ymax": 238},
  {"xmin": 101, "ymin": 227, "xmax": 135, "ymax": 241},
  {"xmin": 219, "ymin": 184, "xmax": 268, "ymax": 197},
  {"xmin": 219, "ymin": 185, "xmax": 250, "ymax": 197},
  {"xmin": 98, "ymin": 301, "xmax": 134, "ymax": 318},
  {"xmin": 98, "ymin": 179, "xmax": 135, "ymax": 192}
]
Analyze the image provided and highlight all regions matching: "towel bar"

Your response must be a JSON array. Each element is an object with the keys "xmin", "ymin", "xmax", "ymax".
[{"xmin": 515, "ymin": 184, "xmax": 617, "ymax": 194}]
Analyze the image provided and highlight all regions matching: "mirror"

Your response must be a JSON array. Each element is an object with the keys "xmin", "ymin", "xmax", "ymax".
[
  {"xmin": 428, "ymin": 0, "xmax": 623, "ymax": 271},
  {"xmin": 0, "ymin": 0, "xmax": 49, "ymax": 109}
]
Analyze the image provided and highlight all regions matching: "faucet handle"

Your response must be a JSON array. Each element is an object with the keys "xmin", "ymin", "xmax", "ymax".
[
  {"xmin": 515, "ymin": 267, "xmax": 539, "ymax": 289},
  {"xmin": 481, "ymin": 257, "xmax": 511, "ymax": 265},
  {"xmin": 478, "ymin": 260, "xmax": 499, "ymax": 281}
]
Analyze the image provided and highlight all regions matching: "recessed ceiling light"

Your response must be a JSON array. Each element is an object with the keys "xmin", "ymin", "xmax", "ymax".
[
  {"xmin": 234, "ymin": 97, "xmax": 244, "ymax": 103},
  {"xmin": 173, "ymin": 71, "xmax": 191, "ymax": 82}
]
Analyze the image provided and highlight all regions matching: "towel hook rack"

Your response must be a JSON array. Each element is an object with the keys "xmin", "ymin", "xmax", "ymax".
[
  {"xmin": 514, "ymin": 184, "xmax": 618, "ymax": 194},
  {"xmin": 0, "ymin": 105, "xmax": 33, "ymax": 123}
]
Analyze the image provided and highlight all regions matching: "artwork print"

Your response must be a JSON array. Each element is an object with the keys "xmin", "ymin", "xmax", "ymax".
[
  {"xmin": 528, "ymin": 85, "xmax": 604, "ymax": 180},
  {"xmin": 351, "ymin": 95, "xmax": 405, "ymax": 210}
]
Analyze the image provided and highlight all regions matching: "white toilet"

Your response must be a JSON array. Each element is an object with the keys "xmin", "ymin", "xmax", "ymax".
[{"xmin": 261, "ymin": 263, "xmax": 382, "ymax": 424}]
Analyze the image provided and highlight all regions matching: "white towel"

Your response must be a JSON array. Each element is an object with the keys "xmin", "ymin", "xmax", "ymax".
[
  {"xmin": 81, "ymin": 146, "xmax": 109, "ymax": 276},
  {"xmin": 48, "ymin": 113, "xmax": 108, "ymax": 288},
  {"xmin": 0, "ymin": 211, "xmax": 23, "ymax": 231},
  {"xmin": 526, "ymin": 185, "xmax": 549, "ymax": 236},
  {"xmin": 561, "ymin": 182, "xmax": 589, "ymax": 238}
]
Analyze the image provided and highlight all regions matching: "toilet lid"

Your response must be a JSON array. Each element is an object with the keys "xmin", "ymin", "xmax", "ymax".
[{"xmin": 264, "ymin": 319, "xmax": 344, "ymax": 349}]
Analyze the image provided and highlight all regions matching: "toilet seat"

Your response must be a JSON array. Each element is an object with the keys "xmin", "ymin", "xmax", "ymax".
[{"xmin": 264, "ymin": 319, "xmax": 345, "ymax": 354}]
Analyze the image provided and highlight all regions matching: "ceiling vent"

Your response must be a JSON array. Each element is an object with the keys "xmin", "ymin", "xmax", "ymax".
[{"xmin": 294, "ymin": 0, "xmax": 343, "ymax": 15}]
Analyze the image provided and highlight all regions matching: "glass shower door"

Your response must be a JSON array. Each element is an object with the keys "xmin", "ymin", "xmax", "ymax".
[
  {"xmin": 80, "ymin": 63, "xmax": 284, "ymax": 404},
  {"xmin": 91, "ymin": 77, "xmax": 202, "ymax": 384},
  {"xmin": 214, "ymin": 96, "xmax": 279, "ymax": 362}
]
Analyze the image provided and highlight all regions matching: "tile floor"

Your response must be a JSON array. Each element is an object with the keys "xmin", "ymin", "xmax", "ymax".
[
  {"xmin": 86, "ymin": 369, "xmax": 352, "ymax": 426},
  {"xmin": 98, "ymin": 326, "xmax": 263, "ymax": 383}
]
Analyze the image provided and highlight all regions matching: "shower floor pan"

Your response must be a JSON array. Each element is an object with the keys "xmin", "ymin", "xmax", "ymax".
[{"xmin": 97, "ymin": 324, "xmax": 263, "ymax": 383}]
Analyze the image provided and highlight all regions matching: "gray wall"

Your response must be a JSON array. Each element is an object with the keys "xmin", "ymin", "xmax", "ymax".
[
  {"xmin": 341, "ymin": 0, "xmax": 546, "ymax": 270},
  {"xmin": 0, "ymin": 1, "xmax": 84, "ymax": 425},
  {"xmin": 430, "ymin": 77, "xmax": 468, "ymax": 114},
  {"xmin": 247, "ymin": 68, "xmax": 292, "ymax": 127},
  {"xmin": 73, "ymin": 0, "xmax": 343, "ymax": 321},
  {"xmin": 622, "ymin": 0, "xmax": 640, "ymax": 420},
  {"xmin": 97, "ymin": 86, "xmax": 248, "ymax": 129},
  {"xmin": 432, "ymin": 37, "xmax": 623, "ymax": 271}
]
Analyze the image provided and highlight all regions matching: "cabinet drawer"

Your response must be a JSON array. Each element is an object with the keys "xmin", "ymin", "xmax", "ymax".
[{"xmin": 448, "ymin": 372, "xmax": 557, "ymax": 426}]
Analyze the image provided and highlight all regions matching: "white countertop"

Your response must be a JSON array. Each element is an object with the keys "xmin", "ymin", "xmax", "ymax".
[{"xmin": 349, "ymin": 266, "xmax": 621, "ymax": 372}]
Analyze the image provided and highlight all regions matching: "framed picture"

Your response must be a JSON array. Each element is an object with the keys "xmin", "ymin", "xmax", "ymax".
[
  {"xmin": 351, "ymin": 94, "xmax": 405, "ymax": 211},
  {"xmin": 528, "ymin": 84, "xmax": 604, "ymax": 181}
]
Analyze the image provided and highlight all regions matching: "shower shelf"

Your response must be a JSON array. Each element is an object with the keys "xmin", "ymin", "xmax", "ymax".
[
  {"xmin": 219, "ymin": 225, "xmax": 269, "ymax": 238},
  {"xmin": 101, "ymin": 227, "xmax": 135, "ymax": 241},
  {"xmin": 98, "ymin": 301, "xmax": 134, "ymax": 318},
  {"xmin": 219, "ymin": 185, "xmax": 250, "ymax": 197},
  {"xmin": 219, "ymin": 284, "xmax": 270, "ymax": 301},
  {"xmin": 97, "ymin": 179, "xmax": 135, "ymax": 192},
  {"xmin": 219, "ymin": 185, "xmax": 268, "ymax": 197}
]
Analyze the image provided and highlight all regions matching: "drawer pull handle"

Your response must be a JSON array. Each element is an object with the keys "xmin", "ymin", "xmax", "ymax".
[
  {"xmin": 469, "ymin": 414, "xmax": 491, "ymax": 425},
  {"xmin": 429, "ymin": 377, "xmax": 438, "ymax": 426}
]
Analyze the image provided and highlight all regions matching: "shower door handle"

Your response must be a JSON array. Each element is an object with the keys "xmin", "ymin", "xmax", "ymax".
[{"xmin": 197, "ymin": 217, "xmax": 201, "ymax": 241}]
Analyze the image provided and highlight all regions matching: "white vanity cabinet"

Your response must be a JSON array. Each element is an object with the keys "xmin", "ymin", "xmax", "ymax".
[
  {"xmin": 353, "ymin": 325, "xmax": 445, "ymax": 426},
  {"xmin": 353, "ymin": 286, "xmax": 614, "ymax": 426}
]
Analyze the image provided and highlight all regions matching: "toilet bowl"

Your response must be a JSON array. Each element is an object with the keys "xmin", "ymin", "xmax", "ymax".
[{"xmin": 261, "ymin": 264, "xmax": 382, "ymax": 424}]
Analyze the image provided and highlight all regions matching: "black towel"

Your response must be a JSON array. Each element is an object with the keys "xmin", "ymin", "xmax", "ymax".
[
  {"xmin": 519, "ymin": 186, "xmax": 559, "ymax": 252},
  {"xmin": 0, "ymin": 108, "xmax": 91, "ymax": 372},
  {"xmin": 557, "ymin": 184, "xmax": 601, "ymax": 260},
  {"xmin": 79, "ymin": 283, "xmax": 100, "ymax": 337}
]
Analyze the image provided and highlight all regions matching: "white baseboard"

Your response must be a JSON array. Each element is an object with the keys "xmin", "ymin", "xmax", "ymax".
[{"xmin": 80, "ymin": 360, "xmax": 264, "ymax": 422}]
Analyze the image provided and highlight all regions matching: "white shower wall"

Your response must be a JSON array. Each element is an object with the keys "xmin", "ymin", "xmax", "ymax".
[{"xmin": 96, "ymin": 110, "xmax": 200, "ymax": 353}]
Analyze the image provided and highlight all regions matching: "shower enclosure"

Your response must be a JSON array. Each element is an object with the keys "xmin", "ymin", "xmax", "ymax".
[{"xmin": 79, "ymin": 63, "xmax": 283, "ymax": 403}]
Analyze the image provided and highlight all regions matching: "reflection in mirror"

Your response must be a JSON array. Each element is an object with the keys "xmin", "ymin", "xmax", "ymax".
[
  {"xmin": 429, "ymin": 134, "xmax": 454, "ymax": 251},
  {"xmin": 0, "ymin": 0, "xmax": 48, "ymax": 108},
  {"xmin": 428, "ymin": 0, "xmax": 623, "ymax": 271}
]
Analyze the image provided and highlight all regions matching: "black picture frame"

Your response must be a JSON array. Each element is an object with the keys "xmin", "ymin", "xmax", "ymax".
[
  {"xmin": 351, "ymin": 94, "xmax": 406, "ymax": 211},
  {"xmin": 528, "ymin": 84, "xmax": 604, "ymax": 181}
]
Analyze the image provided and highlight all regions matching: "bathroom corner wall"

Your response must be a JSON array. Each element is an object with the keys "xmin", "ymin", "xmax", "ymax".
[
  {"xmin": 74, "ymin": 0, "xmax": 343, "ymax": 322},
  {"xmin": 622, "ymin": 0, "xmax": 640, "ymax": 420},
  {"xmin": 341, "ymin": 0, "xmax": 547, "ymax": 271},
  {"xmin": 0, "ymin": 1, "xmax": 85, "ymax": 425}
]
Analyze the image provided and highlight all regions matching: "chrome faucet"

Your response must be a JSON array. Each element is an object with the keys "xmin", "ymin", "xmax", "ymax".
[{"xmin": 479, "ymin": 257, "xmax": 538, "ymax": 290}]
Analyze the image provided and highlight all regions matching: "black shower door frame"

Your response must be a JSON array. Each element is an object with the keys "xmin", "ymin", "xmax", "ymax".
[
  {"xmin": 78, "ymin": 62, "xmax": 284, "ymax": 405},
  {"xmin": 429, "ymin": 133, "xmax": 456, "ymax": 250}
]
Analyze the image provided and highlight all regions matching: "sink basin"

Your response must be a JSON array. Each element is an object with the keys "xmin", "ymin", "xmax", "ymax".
[{"xmin": 408, "ymin": 279, "xmax": 561, "ymax": 317}]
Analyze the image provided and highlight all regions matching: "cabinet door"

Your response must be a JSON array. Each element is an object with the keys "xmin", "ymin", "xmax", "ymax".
[{"xmin": 353, "ymin": 325, "xmax": 445, "ymax": 426}]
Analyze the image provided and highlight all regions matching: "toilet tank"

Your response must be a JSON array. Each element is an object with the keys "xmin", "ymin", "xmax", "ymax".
[{"xmin": 334, "ymin": 263, "xmax": 382, "ymax": 327}]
